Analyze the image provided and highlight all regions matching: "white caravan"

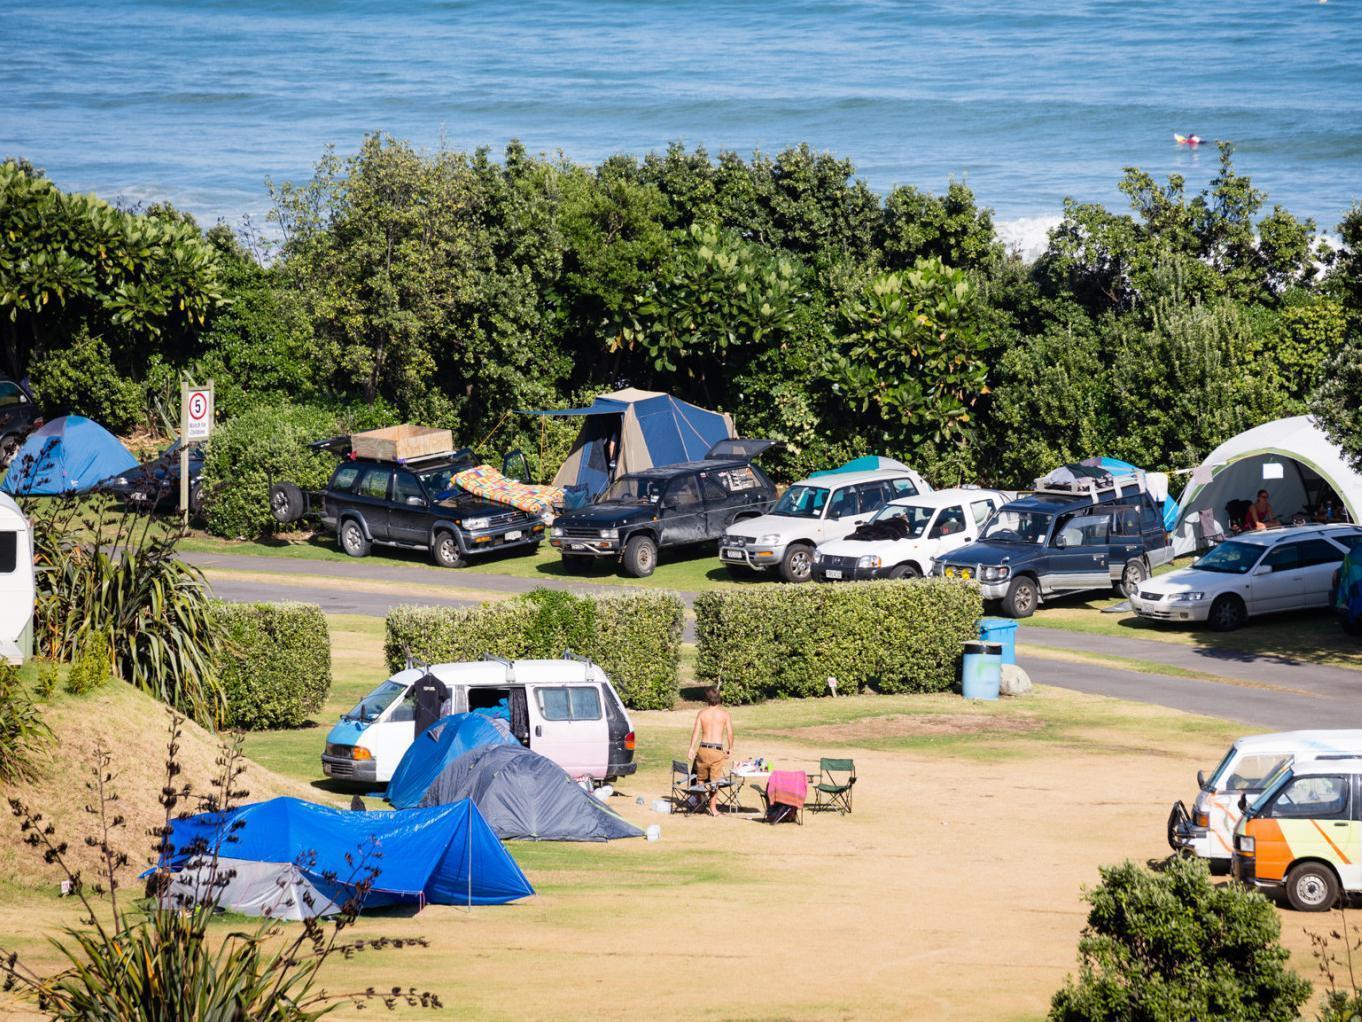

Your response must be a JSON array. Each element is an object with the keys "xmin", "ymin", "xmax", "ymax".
[
  {"xmin": 0, "ymin": 494, "xmax": 33, "ymax": 664},
  {"xmin": 321, "ymin": 655, "xmax": 636, "ymax": 786}
]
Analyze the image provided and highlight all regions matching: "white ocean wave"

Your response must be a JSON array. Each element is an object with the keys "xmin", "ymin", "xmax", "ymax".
[{"xmin": 995, "ymin": 215, "xmax": 1060, "ymax": 263}]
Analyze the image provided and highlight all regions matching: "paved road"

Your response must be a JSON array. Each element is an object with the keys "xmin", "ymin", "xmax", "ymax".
[{"xmin": 187, "ymin": 550, "xmax": 1359, "ymax": 729}]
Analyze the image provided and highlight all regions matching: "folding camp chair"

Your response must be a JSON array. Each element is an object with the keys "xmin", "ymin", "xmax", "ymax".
[
  {"xmin": 671, "ymin": 760, "xmax": 711, "ymax": 815},
  {"xmin": 811, "ymin": 758, "xmax": 856, "ymax": 815},
  {"xmin": 760, "ymin": 770, "xmax": 807, "ymax": 825}
]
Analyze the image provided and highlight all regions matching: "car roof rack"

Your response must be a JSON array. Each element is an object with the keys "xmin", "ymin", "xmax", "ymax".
[
  {"xmin": 479, "ymin": 652, "xmax": 515, "ymax": 680},
  {"xmin": 1031, "ymin": 465, "xmax": 1148, "ymax": 506},
  {"xmin": 562, "ymin": 649, "xmax": 595, "ymax": 669}
]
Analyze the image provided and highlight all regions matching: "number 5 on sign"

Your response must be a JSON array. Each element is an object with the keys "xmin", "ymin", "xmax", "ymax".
[{"xmin": 180, "ymin": 380, "xmax": 214, "ymax": 517}]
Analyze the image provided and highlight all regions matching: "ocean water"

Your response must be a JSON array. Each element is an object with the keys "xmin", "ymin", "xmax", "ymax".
[{"xmin": 3, "ymin": 0, "xmax": 1361, "ymax": 255}]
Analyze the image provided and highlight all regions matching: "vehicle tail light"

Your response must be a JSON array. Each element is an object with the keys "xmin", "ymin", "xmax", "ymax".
[{"xmin": 624, "ymin": 731, "xmax": 635, "ymax": 751}]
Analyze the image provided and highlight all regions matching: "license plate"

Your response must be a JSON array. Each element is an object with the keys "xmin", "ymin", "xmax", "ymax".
[
  {"xmin": 825, "ymin": 569, "xmax": 842, "ymax": 579},
  {"xmin": 722, "ymin": 547, "xmax": 742, "ymax": 559},
  {"xmin": 131, "ymin": 491, "xmax": 147, "ymax": 501},
  {"xmin": 504, "ymin": 530, "xmax": 522, "ymax": 541},
  {"xmin": 569, "ymin": 543, "xmax": 585, "ymax": 550}
]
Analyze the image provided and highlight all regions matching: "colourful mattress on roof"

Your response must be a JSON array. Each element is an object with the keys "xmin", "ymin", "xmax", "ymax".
[{"xmin": 454, "ymin": 465, "xmax": 563, "ymax": 516}]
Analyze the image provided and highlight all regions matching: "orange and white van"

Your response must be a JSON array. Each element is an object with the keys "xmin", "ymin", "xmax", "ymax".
[
  {"xmin": 1169, "ymin": 730, "xmax": 1362, "ymax": 869},
  {"xmin": 1233, "ymin": 758, "xmax": 1362, "ymax": 911}
]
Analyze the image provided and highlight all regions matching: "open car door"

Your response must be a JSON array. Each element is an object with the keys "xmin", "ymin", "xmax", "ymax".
[{"xmin": 704, "ymin": 438, "xmax": 781, "ymax": 462}]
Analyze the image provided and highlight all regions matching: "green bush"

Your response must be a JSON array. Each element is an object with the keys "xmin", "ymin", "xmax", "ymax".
[
  {"xmin": 0, "ymin": 664, "xmax": 51, "ymax": 782},
  {"xmin": 1049, "ymin": 856, "xmax": 1311, "ymax": 1022},
  {"xmin": 212, "ymin": 601, "xmax": 331, "ymax": 730},
  {"xmin": 29, "ymin": 328, "xmax": 144, "ymax": 433},
  {"xmin": 385, "ymin": 588, "xmax": 683, "ymax": 710},
  {"xmin": 693, "ymin": 579, "xmax": 981, "ymax": 703},
  {"xmin": 200, "ymin": 402, "xmax": 339, "ymax": 538}
]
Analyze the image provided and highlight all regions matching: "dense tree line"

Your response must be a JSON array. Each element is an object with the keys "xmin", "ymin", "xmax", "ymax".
[{"xmin": 2, "ymin": 137, "xmax": 1359, "ymax": 488}]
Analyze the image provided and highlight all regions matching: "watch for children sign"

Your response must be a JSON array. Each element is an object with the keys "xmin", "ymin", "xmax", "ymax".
[{"xmin": 184, "ymin": 383, "xmax": 214, "ymax": 441}]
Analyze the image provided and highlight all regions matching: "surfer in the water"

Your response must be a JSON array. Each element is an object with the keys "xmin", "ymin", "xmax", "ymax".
[{"xmin": 1174, "ymin": 133, "xmax": 1203, "ymax": 146}]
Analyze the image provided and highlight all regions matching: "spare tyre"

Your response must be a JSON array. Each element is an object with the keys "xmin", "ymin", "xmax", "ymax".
[{"xmin": 270, "ymin": 482, "xmax": 306, "ymax": 524}]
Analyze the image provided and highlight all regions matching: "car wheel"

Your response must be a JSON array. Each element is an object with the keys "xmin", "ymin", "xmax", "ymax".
[
  {"xmin": 888, "ymin": 563, "xmax": 921, "ymax": 580},
  {"xmin": 561, "ymin": 554, "xmax": 593, "ymax": 574},
  {"xmin": 0, "ymin": 434, "xmax": 20, "ymax": 470},
  {"xmin": 1119, "ymin": 558, "xmax": 1149, "ymax": 597},
  {"xmin": 432, "ymin": 531, "xmax": 466, "ymax": 568},
  {"xmin": 1002, "ymin": 576, "xmax": 1038, "ymax": 619},
  {"xmin": 339, "ymin": 519, "xmax": 371, "ymax": 558},
  {"xmin": 188, "ymin": 481, "xmax": 205, "ymax": 515},
  {"xmin": 1285, "ymin": 862, "xmax": 1339, "ymax": 912},
  {"xmin": 270, "ymin": 482, "xmax": 306, "ymax": 524},
  {"xmin": 622, "ymin": 535, "xmax": 657, "ymax": 578},
  {"xmin": 1207, "ymin": 593, "xmax": 1246, "ymax": 632},
  {"xmin": 779, "ymin": 544, "xmax": 814, "ymax": 583}
]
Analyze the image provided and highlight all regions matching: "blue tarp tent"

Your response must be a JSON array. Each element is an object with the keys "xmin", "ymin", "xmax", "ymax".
[
  {"xmin": 523, "ymin": 388, "xmax": 735, "ymax": 499},
  {"xmin": 156, "ymin": 797, "xmax": 533, "ymax": 918},
  {"xmin": 808, "ymin": 456, "xmax": 913, "ymax": 479},
  {"xmin": 1, "ymin": 415, "xmax": 137, "ymax": 495},
  {"xmin": 387, "ymin": 714, "xmax": 517, "ymax": 811},
  {"xmin": 1095, "ymin": 457, "xmax": 1178, "ymax": 531}
]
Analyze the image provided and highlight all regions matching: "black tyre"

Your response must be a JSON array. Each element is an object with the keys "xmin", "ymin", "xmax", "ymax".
[
  {"xmin": 1207, "ymin": 593, "xmax": 1246, "ymax": 632},
  {"xmin": 270, "ymin": 482, "xmax": 305, "ymax": 524},
  {"xmin": 1118, "ymin": 558, "xmax": 1149, "ymax": 597},
  {"xmin": 339, "ymin": 518, "xmax": 371, "ymax": 558},
  {"xmin": 432, "ymin": 531, "xmax": 466, "ymax": 568},
  {"xmin": 0, "ymin": 433, "xmax": 21, "ymax": 470},
  {"xmin": 888, "ymin": 563, "xmax": 922, "ymax": 580},
  {"xmin": 779, "ymin": 544, "xmax": 814, "ymax": 583},
  {"xmin": 1002, "ymin": 576, "xmax": 1038, "ymax": 619},
  {"xmin": 1285, "ymin": 861, "xmax": 1340, "ymax": 912},
  {"xmin": 622, "ymin": 535, "xmax": 658, "ymax": 578},
  {"xmin": 188, "ymin": 481, "xmax": 205, "ymax": 515},
  {"xmin": 561, "ymin": 554, "xmax": 594, "ymax": 574}
]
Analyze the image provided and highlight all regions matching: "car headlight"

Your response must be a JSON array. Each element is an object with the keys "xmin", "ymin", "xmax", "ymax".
[
  {"xmin": 462, "ymin": 517, "xmax": 490, "ymax": 531},
  {"xmin": 758, "ymin": 534, "xmax": 783, "ymax": 546},
  {"xmin": 599, "ymin": 528, "xmax": 618, "ymax": 539},
  {"xmin": 980, "ymin": 565, "xmax": 1010, "ymax": 582},
  {"xmin": 1173, "ymin": 592, "xmax": 1205, "ymax": 602},
  {"xmin": 1237, "ymin": 834, "xmax": 1254, "ymax": 854},
  {"xmin": 551, "ymin": 526, "xmax": 563, "ymax": 537},
  {"xmin": 113, "ymin": 475, "xmax": 128, "ymax": 486},
  {"xmin": 857, "ymin": 555, "xmax": 881, "ymax": 569}
]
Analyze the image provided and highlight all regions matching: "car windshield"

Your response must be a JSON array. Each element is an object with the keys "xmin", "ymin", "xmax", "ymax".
[
  {"xmin": 1193, "ymin": 540, "xmax": 1261, "ymax": 574},
  {"xmin": 773, "ymin": 484, "xmax": 829, "ymax": 518},
  {"xmin": 601, "ymin": 475, "xmax": 667, "ymax": 503},
  {"xmin": 0, "ymin": 381, "xmax": 26, "ymax": 407},
  {"xmin": 417, "ymin": 466, "xmax": 457, "ymax": 498},
  {"xmin": 343, "ymin": 680, "xmax": 407, "ymax": 723},
  {"xmin": 979, "ymin": 509, "xmax": 1052, "ymax": 544},
  {"xmin": 871, "ymin": 503, "xmax": 934, "ymax": 538}
]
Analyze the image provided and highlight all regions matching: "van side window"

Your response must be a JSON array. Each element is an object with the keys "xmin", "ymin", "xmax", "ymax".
[
  {"xmin": 358, "ymin": 467, "xmax": 392, "ymax": 500},
  {"xmin": 700, "ymin": 474, "xmax": 729, "ymax": 503},
  {"xmin": 1267, "ymin": 775, "xmax": 1350, "ymax": 820},
  {"xmin": 930, "ymin": 506, "xmax": 967, "ymax": 539},
  {"xmin": 386, "ymin": 697, "xmax": 416, "ymax": 723},
  {"xmin": 890, "ymin": 478, "xmax": 919, "ymax": 498},
  {"xmin": 0, "ymin": 531, "xmax": 15, "ymax": 573},
  {"xmin": 969, "ymin": 500, "xmax": 994, "ymax": 526},
  {"xmin": 1141, "ymin": 496, "xmax": 1160, "ymax": 529},
  {"xmin": 1224, "ymin": 754, "xmax": 1289, "ymax": 791},
  {"xmin": 536, "ymin": 686, "xmax": 603, "ymax": 721},
  {"xmin": 331, "ymin": 465, "xmax": 361, "ymax": 492}
]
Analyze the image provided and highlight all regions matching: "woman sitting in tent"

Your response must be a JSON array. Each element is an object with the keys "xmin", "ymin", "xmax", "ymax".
[{"xmin": 1247, "ymin": 489, "xmax": 1281, "ymax": 531}]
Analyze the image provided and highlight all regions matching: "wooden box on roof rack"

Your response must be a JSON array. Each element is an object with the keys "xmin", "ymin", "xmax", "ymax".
[{"xmin": 351, "ymin": 424, "xmax": 453, "ymax": 463}]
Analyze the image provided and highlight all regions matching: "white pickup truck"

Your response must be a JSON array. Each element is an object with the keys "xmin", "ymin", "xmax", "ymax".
[
  {"xmin": 812, "ymin": 487, "xmax": 1011, "ymax": 581},
  {"xmin": 719, "ymin": 464, "xmax": 930, "ymax": 582}
]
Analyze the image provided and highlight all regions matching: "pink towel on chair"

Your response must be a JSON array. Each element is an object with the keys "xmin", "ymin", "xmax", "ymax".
[{"xmin": 766, "ymin": 771, "xmax": 807, "ymax": 808}]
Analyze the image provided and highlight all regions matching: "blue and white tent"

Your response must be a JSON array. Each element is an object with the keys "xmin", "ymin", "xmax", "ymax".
[
  {"xmin": 1, "ymin": 415, "xmax": 137, "ymax": 495},
  {"xmin": 155, "ymin": 797, "xmax": 533, "ymax": 918},
  {"xmin": 387, "ymin": 714, "xmax": 517, "ymax": 811},
  {"xmin": 524, "ymin": 388, "xmax": 734, "ymax": 499}
]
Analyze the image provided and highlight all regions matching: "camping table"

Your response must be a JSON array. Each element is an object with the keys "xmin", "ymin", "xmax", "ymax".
[{"xmin": 728, "ymin": 767, "xmax": 770, "ymax": 811}]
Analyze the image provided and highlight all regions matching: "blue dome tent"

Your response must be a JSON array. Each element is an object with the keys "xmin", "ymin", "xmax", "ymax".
[
  {"xmin": 1, "ymin": 415, "xmax": 137, "ymax": 495},
  {"xmin": 523, "ymin": 388, "xmax": 735, "ymax": 501},
  {"xmin": 387, "ymin": 713, "xmax": 517, "ymax": 811},
  {"xmin": 154, "ymin": 797, "xmax": 533, "ymax": 918}
]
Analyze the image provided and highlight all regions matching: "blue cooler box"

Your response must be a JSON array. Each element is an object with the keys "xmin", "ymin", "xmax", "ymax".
[{"xmin": 979, "ymin": 617, "xmax": 1017, "ymax": 666}]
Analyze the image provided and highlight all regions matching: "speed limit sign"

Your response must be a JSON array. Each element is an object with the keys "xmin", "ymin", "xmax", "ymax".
[{"xmin": 183, "ymin": 383, "xmax": 214, "ymax": 441}]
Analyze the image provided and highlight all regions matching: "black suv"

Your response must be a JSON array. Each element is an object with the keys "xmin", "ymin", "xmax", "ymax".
[
  {"xmin": 272, "ymin": 447, "xmax": 543, "ymax": 568},
  {"xmin": 0, "ymin": 375, "xmax": 42, "ymax": 469},
  {"xmin": 548, "ymin": 439, "xmax": 779, "ymax": 577},
  {"xmin": 933, "ymin": 470, "xmax": 1173, "ymax": 618}
]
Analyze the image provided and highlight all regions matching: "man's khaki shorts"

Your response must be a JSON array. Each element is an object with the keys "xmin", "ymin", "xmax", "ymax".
[{"xmin": 694, "ymin": 746, "xmax": 728, "ymax": 782}]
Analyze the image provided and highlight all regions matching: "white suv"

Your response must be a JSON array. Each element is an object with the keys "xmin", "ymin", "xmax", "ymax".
[
  {"xmin": 812, "ymin": 487, "xmax": 1011, "ymax": 581},
  {"xmin": 719, "ymin": 465, "xmax": 929, "ymax": 582},
  {"xmin": 1130, "ymin": 524, "xmax": 1362, "ymax": 631}
]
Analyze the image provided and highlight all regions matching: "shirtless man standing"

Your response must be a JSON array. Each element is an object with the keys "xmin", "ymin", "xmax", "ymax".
[{"xmin": 687, "ymin": 687, "xmax": 733, "ymax": 816}]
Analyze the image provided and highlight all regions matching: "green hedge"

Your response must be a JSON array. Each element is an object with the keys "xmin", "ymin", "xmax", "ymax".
[
  {"xmin": 213, "ymin": 601, "xmax": 332, "ymax": 729},
  {"xmin": 384, "ymin": 588, "xmax": 684, "ymax": 710},
  {"xmin": 693, "ymin": 579, "xmax": 982, "ymax": 703}
]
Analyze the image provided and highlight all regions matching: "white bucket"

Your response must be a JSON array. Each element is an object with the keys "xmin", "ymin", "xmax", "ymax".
[
  {"xmin": 593, "ymin": 784, "xmax": 614, "ymax": 802},
  {"xmin": 651, "ymin": 799, "xmax": 672, "ymax": 814},
  {"xmin": 645, "ymin": 824, "xmax": 661, "ymax": 842}
]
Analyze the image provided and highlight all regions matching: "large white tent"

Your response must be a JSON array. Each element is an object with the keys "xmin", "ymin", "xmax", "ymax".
[{"xmin": 1172, "ymin": 416, "xmax": 1362, "ymax": 554}]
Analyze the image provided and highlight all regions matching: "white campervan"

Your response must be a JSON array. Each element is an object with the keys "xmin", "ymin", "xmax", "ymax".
[
  {"xmin": 719, "ymin": 463, "xmax": 931, "ymax": 582},
  {"xmin": 0, "ymin": 494, "xmax": 34, "ymax": 665},
  {"xmin": 811, "ymin": 487, "xmax": 1012, "ymax": 581},
  {"xmin": 1169, "ymin": 730, "xmax": 1362, "ymax": 869},
  {"xmin": 321, "ymin": 655, "xmax": 636, "ymax": 786}
]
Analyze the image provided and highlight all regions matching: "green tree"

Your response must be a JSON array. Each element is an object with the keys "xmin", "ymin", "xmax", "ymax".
[
  {"xmin": 878, "ymin": 181, "xmax": 1003, "ymax": 273},
  {"xmin": 28, "ymin": 327, "xmax": 144, "ymax": 431},
  {"xmin": 1313, "ymin": 332, "xmax": 1362, "ymax": 475},
  {"xmin": 1050, "ymin": 857, "xmax": 1311, "ymax": 1022}
]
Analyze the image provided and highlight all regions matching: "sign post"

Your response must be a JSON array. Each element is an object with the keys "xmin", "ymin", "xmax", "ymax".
[{"xmin": 180, "ymin": 379, "xmax": 214, "ymax": 521}]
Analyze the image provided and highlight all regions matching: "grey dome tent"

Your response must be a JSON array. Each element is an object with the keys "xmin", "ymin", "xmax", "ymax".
[{"xmin": 412, "ymin": 743, "xmax": 644, "ymax": 842}]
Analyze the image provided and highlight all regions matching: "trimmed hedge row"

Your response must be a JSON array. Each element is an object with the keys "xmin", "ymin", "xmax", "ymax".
[
  {"xmin": 212, "ymin": 601, "xmax": 332, "ymax": 729},
  {"xmin": 385, "ymin": 588, "xmax": 684, "ymax": 711},
  {"xmin": 694, "ymin": 579, "xmax": 982, "ymax": 703}
]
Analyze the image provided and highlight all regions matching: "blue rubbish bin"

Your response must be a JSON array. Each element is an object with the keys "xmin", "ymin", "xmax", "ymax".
[
  {"xmin": 961, "ymin": 640, "xmax": 1003, "ymax": 700},
  {"xmin": 979, "ymin": 617, "xmax": 1017, "ymax": 666}
]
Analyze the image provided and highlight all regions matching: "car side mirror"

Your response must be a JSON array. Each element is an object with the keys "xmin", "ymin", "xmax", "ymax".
[
  {"xmin": 1239, "ymin": 794, "xmax": 1249, "ymax": 812},
  {"xmin": 1253, "ymin": 565, "xmax": 1271, "ymax": 576},
  {"xmin": 1197, "ymin": 769, "xmax": 1207, "ymax": 790},
  {"xmin": 1054, "ymin": 535, "xmax": 1067, "ymax": 549},
  {"xmin": 406, "ymin": 496, "xmax": 426, "ymax": 507}
]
